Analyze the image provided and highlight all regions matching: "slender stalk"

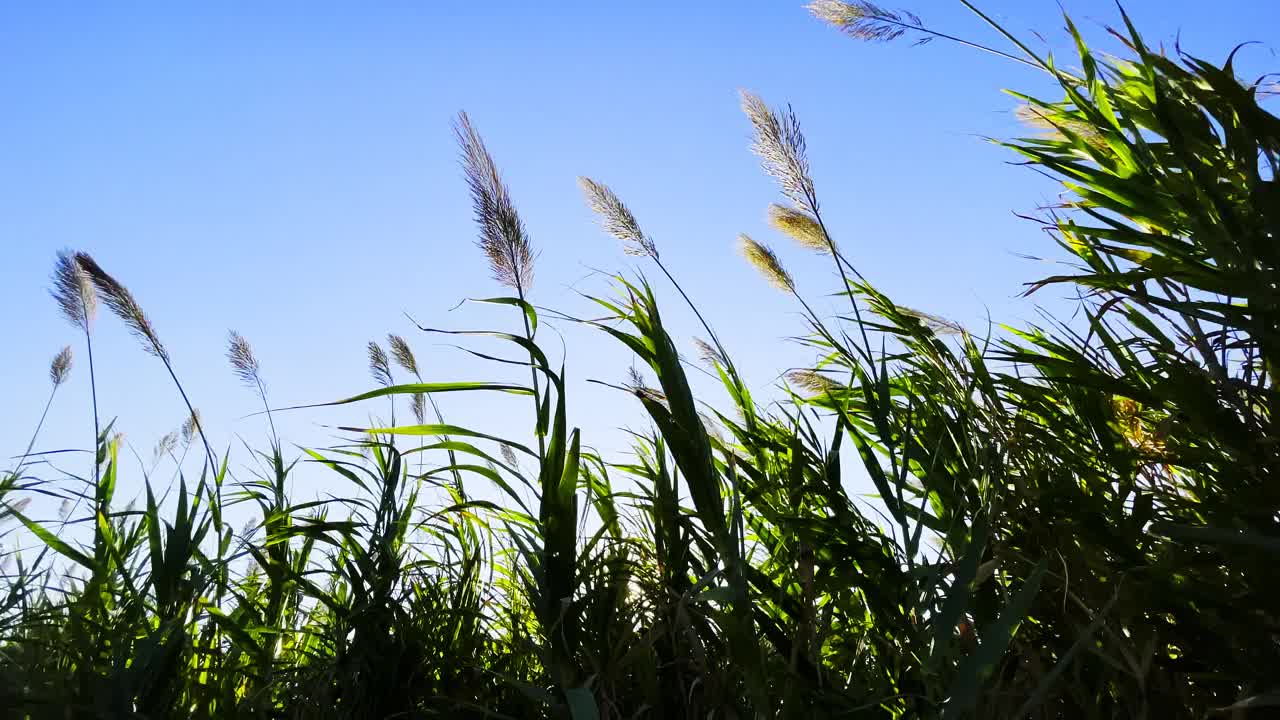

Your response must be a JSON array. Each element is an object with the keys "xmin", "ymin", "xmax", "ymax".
[
  {"xmin": 85, "ymin": 328, "xmax": 100, "ymax": 486},
  {"xmin": 512, "ymin": 271, "xmax": 546, "ymax": 463},
  {"xmin": 51, "ymin": 324, "xmax": 99, "ymax": 537},
  {"xmin": 653, "ymin": 260, "xmax": 731, "ymax": 370},
  {"xmin": 256, "ymin": 375, "xmax": 278, "ymax": 448},
  {"xmin": 886, "ymin": 13, "xmax": 1040, "ymax": 69},
  {"xmin": 424, "ymin": 395, "xmax": 466, "ymax": 496},
  {"xmin": 807, "ymin": 194, "xmax": 878, "ymax": 368},
  {"xmin": 14, "ymin": 385, "xmax": 60, "ymax": 478},
  {"xmin": 162, "ymin": 361, "xmax": 217, "ymax": 476}
]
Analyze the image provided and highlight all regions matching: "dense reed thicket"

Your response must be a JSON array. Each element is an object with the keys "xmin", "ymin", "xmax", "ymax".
[{"xmin": 2, "ymin": 3, "xmax": 1278, "ymax": 718}]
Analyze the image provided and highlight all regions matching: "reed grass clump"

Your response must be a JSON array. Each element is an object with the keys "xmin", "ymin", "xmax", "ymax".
[{"xmin": 2, "ymin": 5, "xmax": 1277, "ymax": 719}]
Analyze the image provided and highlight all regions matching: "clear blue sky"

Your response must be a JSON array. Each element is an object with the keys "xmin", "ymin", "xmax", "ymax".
[{"xmin": 3, "ymin": 1, "xmax": 1276, "ymax": 514}]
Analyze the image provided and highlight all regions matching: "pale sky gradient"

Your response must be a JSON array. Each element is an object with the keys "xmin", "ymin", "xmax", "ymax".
[{"xmin": 2, "ymin": 1, "xmax": 1276, "ymax": 517}]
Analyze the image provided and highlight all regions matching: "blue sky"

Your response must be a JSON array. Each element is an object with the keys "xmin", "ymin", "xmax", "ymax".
[{"xmin": 2, "ymin": 1, "xmax": 1276, "ymax": 513}]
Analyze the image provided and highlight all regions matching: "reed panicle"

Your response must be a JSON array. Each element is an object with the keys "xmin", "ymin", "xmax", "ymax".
[
  {"xmin": 153, "ymin": 431, "xmax": 178, "ymax": 462},
  {"xmin": 741, "ymin": 91, "xmax": 816, "ymax": 214},
  {"xmin": 50, "ymin": 251, "xmax": 102, "ymax": 488},
  {"xmin": 387, "ymin": 334, "xmax": 419, "ymax": 377},
  {"xmin": 74, "ymin": 252, "xmax": 168, "ymax": 361},
  {"xmin": 900, "ymin": 307, "xmax": 964, "ymax": 335},
  {"xmin": 578, "ymin": 177, "xmax": 658, "ymax": 258},
  {"xmin": 227, "ymin": 331, "xmax": 263, "ymax": 391},
  {"xmin": 738, "ymin": 234, "xmax": 795, "ymax": 292},
  {"xmin": 805, "ymin": 0, "xmax": 924, "ymax": 42},
  {"xmin": 16, "ymin": 345, "xmax": 75, "ymax": 478},
  {"xmin": 456, "ymin": 111, "xmax": 545, "ymax": 463},
  {"xmin": 768, "ymin": 204, "xmax": 830, "ymax": 253},
  {"xmin": 410, "ymin": 392, "xmax": 426, "ymax": 424},
  {"xmin": 786, "ymin": 368, "xmax": 843, "ymax": 394},
  {"xmin": 49, "ymin": 346, "xmax": 72, "ymax": 386},
  {"xmin": 626, "ymin": 366, "xmax": 646, "ymax": 391},
  {"xmin": 1014, "ymin": 104, "xmax": 1107, "ymax": 149},
  {"xmin": 73, "ymin": 251, "xmax": 218, "ymax": 473},
  {"xmin": 692, "ymin": 337, "xmax": 724, "ymax": 367},
  {"xmin": 454, "ymin": 111, "xmax": 535, "ymax": 293},
  {"xmin": 227, "ymin": 330, "xmax": 279, "ymax": 442},
  {"xmin": 500, "ymin": 444, "xmax": 519, "ymax": 467},
  {"xmin": 51, "ymin": 250, "xmax": 97, "ymax": 332},
  {"xmin": 181, "ymin": 409, "xmax": 201, "ymax": 446},
  {"xmin": 368, "ymin": 342, "xmax": 393, "ymax": 388}
]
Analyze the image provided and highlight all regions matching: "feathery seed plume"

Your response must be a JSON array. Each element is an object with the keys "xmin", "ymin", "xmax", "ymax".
[
  {"xmin": 387, "ymin": 334, "xmax": 419, "ymax": 377},
  {"xmin": 768, "ymin": 204, "xmax": 830, "ymax": 253},
  {"xmin": 49, "ymin": 346, "xmax": 72, "ymax": 386},
  {"xmin": 741, "ymin": 91, "xmax": 816, "ymax": 213},
  {"xmin": 578, "ymin": 177, "xmax": 658, "ymax": 258},
  {"xmin": 499, "ymin": 444, "xmax": 519, "ymax": 467},
  {"xmin": 626, "ymin": 366, "xmax": 667, "ymax": 404},
  {"xmin": 181, "ymin": 410, "xmax": 202, "ymax": 446},
  {"xmin": 226, "ymin": 331, "xmax": 263, "ymax": 390},
  {"xmin": 454, "ymin": 111, "xmax": 535, "ymax": 292},
  {"xmin": 692, "ymin": 337, "xmax": 724, "ymax": 368},
  {"xmin": 2, "ymin": 498, "xmax": 32, "ymax": 523},
  {"xmin": 74, "ymin": 253, "xmax": 167, "ymax": 361},
  {"xmin": 698, "ymin": 412, "xmax": 726, "ymax": 443},
  {"xmin": 368, "ymin": 342, "xmax": 393, "ymax": 388},
  {"xmin": 626, "ymin": 366, "xmax": 646, "ymax": 391},
  {"xmin": 806, "ymin": 1, "xmax": 924, "ymax": 42},
  {"xmin": 154, "ymin": 431, "xmax": 178, "ymax": 462},
  {"xmin": 410, "ymin": 392, "xmax": 426, "ymax": 424},
  {"xmin": 1014, "ymin": 104, "xmax": 1107, "ymax": 150},
  {"xmin": 738, "ymin": 234, "xmax": 795, "ymax": 292},
  {"xmin": 787, "ymin": 369, "xmax": 844, "ymax": 395},
  {"xmin": 51, "ymin": 250, "xmax": 97, "ymax": 332},
  {"xmin": 900, "ymin": 307, "xmax": 964, "ymax": 335}
]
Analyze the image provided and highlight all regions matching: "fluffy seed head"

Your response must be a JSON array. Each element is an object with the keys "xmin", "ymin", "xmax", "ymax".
[
  {"xmin": 1015, "ymin": 104, "xmax": 1107, "ymax": 150},
  {"xmin": 698, "ymin": 412, "xmax": 726, "ymax": 443},
  {"xmin": 454, "ymin": 111, "xmax": 535, "ymax": 292},
  {"xmin": 3, "ymin": 498, "xmax": 32, "ymax": 523},
  {"xmin": 900, "ymin": 307, "xmax": 964, "ymax": 335},
  {"xmin": 49, "ymin": 346, "xmax": 72, "ymax": 386},
  {"xmin": 154, "ymin": 431, "xmax": 178, "ymax": 462},
  {"xmin": 368, "ymin": 342, "xmax": 393, "ymax": 387},
  {"xmin": 74, "ymin": 253, "xmax": 167, "ymax": 361},
  {"xmin": 578, "ymin": 177, "xmax": 658, "ymax": 258},
  {"xmin": 741, "ymin": 91, "xmax": 817, "ymax": 213},
  {"xmin": 410, "ymin": 392, "xmax": 426, "ymax": 424},
  {"xmin": 787, "ymin": 369, "xmax": 843, "ymax": 394},
  {"xmin": 181, "ymin": 410, "xmax": 201, "ymax": 446},
  {"xmin": 806, "ymin": 1, "xmax": 924, "ymax": 42},
  {"xmin": 738, "ymin": 234, "xmax": 795, "ymax": 292},
  {"xmin": 500, "ymin": 444, "xmax": 519, "ymax": 467},
  {"xmin": 226, "ymin": 331, "xmax": 262, "ymax": 389},
  {"xmin": 387, "ymin": 334, "xmax": 419, "ymax": 377},
  {"xmin": 768, "ymin": 204, "xmax": 830, "ymax": 253},
  {"xmin": 692, "ymin": 337, "xmax": 725, "ymax": 368},
  {"xmin": 51, "ymin": 250, "xmax": 97, "ymax": 332}
]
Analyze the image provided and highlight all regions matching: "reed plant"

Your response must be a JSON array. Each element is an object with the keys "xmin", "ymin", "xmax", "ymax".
[{"xmin": 1, "ymin": 4, "xmax": 1276, "ymax": 718}]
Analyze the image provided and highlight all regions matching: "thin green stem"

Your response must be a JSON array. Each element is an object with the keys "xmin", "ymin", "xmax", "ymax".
[
  {"xmin": 868, "ymin": 7, "xmax": 1043, "ymax": 70},
  {"xmin": 511, "ymin": 271, "xmax": 546, "ymax": 464},
  {"xmin": 85, "ymin": 323, "xmax": 101, "ymax": 489}
]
